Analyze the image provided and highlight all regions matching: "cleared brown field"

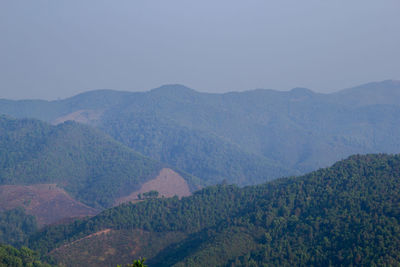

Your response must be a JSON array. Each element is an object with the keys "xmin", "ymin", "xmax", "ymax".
[
  {"xmin": 50, "ymin": 228, "xmax": 187, "ymax": 267},
  {"xmin": 115, "ymin": 168, "xmax": 191, "ymax": 205},
  {"xmin": 0, "ymin": 184, "xmax": 99, "ymax": 226},
  {"xmin": 52, "ymin": 109, "xmax": 103, "ymax": 125}
]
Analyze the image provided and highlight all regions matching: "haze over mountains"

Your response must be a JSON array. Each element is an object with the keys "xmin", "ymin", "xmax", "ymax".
[
  {"xmin": 1, "ymin": 0, "xmax": 399, "ymax": 265},
  {"xmin": 1, "ymin": 80, "xmax": 399, "ymax": 185},
  {"xmin": 0, "ymin": 80, "xmax": 400, "ymax": 266}
]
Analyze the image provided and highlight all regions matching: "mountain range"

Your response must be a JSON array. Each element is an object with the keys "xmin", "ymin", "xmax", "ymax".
[
  {"xmin": 1, "ymin": 80, "xmax": 400, "ymax": 187},
  {"xmin": 0, "ymin": 80, "xmax": 400, "ymax": 266}
]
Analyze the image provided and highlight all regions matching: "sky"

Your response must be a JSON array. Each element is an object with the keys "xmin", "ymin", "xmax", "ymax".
[{"xmin": 0, "ymin": 0, "xmax": 399, "ymax": 100}]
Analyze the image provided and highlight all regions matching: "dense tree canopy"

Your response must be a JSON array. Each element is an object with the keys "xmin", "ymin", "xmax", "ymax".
[
  {"xmin": 3, "ymin": 81, "xmax": 400, "ymax": 185},
  {"xmin": 27, "ymin": 154, "xmax": 400, "ymax": 266},
  {"xmin": 0, "ymin": 208, "xmax": 37, "ymax": 246},
  {"xmin": 0, "ymin": 244, "xmax": 52, "ymax": 267}
]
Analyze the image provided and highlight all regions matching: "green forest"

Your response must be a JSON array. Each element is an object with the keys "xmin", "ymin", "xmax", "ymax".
[
  {"xmin": 1, "ymin": 3, "xmax": 399, "ymax": 266},
  {"xmin": 0, "ymin": 244, "xmax": 53, "ymax": 267},
  {"xmin": 0, "ymin": 208, "xmax": 37, "ymax": 246},
  {"xmin": 100, "ymin": 112, "xmax": 290, "ymax": 185},
  {"xmin": 2, "ymin": 81, "xmax": 400, "ymax": 187},
  {"xmin": 24, "ymin": 154, "xmax": 400, "ymax": 266},
  {"xmin": 0, "ymin": 116, "xmax": 170, "ymax": 208},
  {"xmin": 1, "ymin": 87, "xmax": 400, "ymax": 266}
]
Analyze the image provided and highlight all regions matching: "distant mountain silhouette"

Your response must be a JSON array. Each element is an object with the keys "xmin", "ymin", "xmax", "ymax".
[{"xmin": 1, "ymin": 80, "xmax": 400, "ymax": 185}]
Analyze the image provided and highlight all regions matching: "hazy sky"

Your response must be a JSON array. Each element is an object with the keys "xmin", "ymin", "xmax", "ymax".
[{"xmin": 1, "ymin": 0, "xmax": 399, "ymax": 99}]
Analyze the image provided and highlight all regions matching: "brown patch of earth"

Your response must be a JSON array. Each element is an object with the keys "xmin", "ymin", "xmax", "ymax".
[
  {"xmin": 50, "ymin": 229, "xmax": 187, "ymax": 267},
  {"xmin": 52, "ymin": 109, "xmax": 103, "ymax": 125},
  {"xmin": 0, "ymin": 184, "xmax": 99, "ymax": 226},
  {"xmin": 53, "ymin": 229, "xmax": 113, "ymax": 252},
  {"xmin": 115, "ymin": 168, "xmax": 191, "ymax": 205}
]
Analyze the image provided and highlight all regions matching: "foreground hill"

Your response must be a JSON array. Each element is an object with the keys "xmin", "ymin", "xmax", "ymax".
[
  {"xmin": 0, "ymin": 116, "xmax": 196, "ymax": 226},
  {"xmin": 27, "ymin": 154, "xmax": 400, "ymax": 266},
  {"xmin": 1, "ymin": 80, "xmax": 400, "ymax": 185},
  {"xmin": 0, "ymin": 244, "xmax": 53, "ymax": 267}
]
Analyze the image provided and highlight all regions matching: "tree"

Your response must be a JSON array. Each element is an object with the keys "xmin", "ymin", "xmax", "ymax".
[
  {"xmin": 117, "ymin": 258, "xmax": 147, "ymax": 267},
  {"xmin": 142, "ymin": 190, "xmax": 159, "ymax": 199}
]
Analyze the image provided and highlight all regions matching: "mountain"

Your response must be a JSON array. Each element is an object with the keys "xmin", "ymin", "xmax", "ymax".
[
  {"xmin": 0, "ymin": 116, "xmax": 197, "ymax": 226},
  {"xmin": 100, "ymin": 114, "xmax": 289, "ymax": 185},
  {"xmin": 1, "ymin": 80, "xmax": 400, "ymax": 185},
  {"xmin": 329, "ymin": 80, "xmax": 400, "ymax": 107},
  {"xmin": 27, "ymin": 154, "xmax": 400, "ymax": 266}
]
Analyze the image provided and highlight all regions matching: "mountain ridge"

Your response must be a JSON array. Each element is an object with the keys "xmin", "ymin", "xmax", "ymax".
[{"xmin": 1, "ymin": 80, "xmax": 400, "ymax": 186}]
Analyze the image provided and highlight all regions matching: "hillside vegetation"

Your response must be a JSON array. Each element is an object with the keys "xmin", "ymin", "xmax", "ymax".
[
  {"xmin": 27, "ymin": 154, "xmax": 400, "ymax": 266},
  {"xmin": 0, "ymin": 115, "xmax": 173, "ymax": 209},
  {"xmin": 0, "ymin": 244, "xmax": 53, "ymax": 267},
  {"xmin": 100, "ymin": 114, "xmax": 289, "ymax": 185},
  {"xmin": 0, "ymin": 208, "xmax": 37, "ymax": 246},
  {"xmin": 1, "ymin": 81, "xmax": 400, "ymax": 185}
]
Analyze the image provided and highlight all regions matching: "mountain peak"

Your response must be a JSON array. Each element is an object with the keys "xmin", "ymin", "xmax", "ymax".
[
  {"xmin": 289, "ymin": 87, "xmax": 314, "ymax": 97},
  {"xmin": 67, "ymin": 89, "xmax": 131, "ymax": 100},
  {"xmin": 337, "ymin": 80, "xmax": 400, "ymax": 94},
  {"xmin": 150, "ymin": 84, "xmax": 197, "ymax": 95},
  {"xmin": 367, "ymin": 79, "xmax": 400, "ymax": 87},
  {"xmin": 331, "ymin": 80, "xmax": 400, "ymax": 107}
]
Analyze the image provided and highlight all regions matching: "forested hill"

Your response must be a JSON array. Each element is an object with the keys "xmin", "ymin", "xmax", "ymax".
[
  {"xmin": 0, "ymin": 244, "xmax": 53, "ymax": 267},
  {"xmin": 28, "ymin": 154, "xmax": 400, "ymax": 266},
  {"xmin": 0, "ymin": 116, "xmax": 196, "ymax": 210},
  {"xmin": 1, "ymin": 80, "xmax": 400, "ymax": 186}
]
